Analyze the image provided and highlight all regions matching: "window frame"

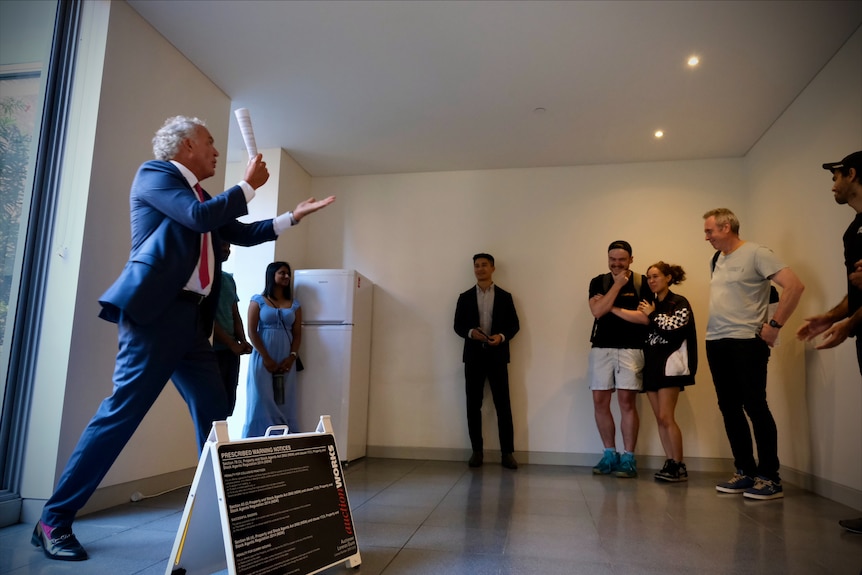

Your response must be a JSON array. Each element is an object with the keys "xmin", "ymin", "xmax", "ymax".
[{"xmin": 0, "ymin": 0, "xmax": 81, "ymax": 527}]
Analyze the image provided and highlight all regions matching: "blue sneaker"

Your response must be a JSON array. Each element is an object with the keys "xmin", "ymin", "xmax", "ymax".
[
  {"xmin": 715, "ymin": 470, "xmax": 756, "ymax": 494},
  {"xmin": 743, "ymin": 476, "xmax": 784, "ymax": 500},
  {"xmin": 614, "ymin": 452, "xmax": 638, "ymax": 478},
  {"xmin": 592, "ymin": 450, "xmax": 619, "ymax": 475}
]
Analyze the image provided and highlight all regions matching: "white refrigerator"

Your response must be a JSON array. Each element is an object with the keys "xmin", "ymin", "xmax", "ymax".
[{"xmin": 294, "ymin": 269, "xmax": 373, "ymax": 462}]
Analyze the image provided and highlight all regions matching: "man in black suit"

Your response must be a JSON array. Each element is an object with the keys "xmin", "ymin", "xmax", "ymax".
[{"xmin": 454, "ymin": 253, "xmax": 520, "ymax": 469}]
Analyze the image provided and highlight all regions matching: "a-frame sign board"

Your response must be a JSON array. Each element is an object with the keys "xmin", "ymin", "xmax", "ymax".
[{"xmin": 166, "ymin": 417, "xmax": 361, "ymax": 575}]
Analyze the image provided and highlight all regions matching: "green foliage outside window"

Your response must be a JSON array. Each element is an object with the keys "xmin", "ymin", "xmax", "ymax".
[{"xmin": 0, "ymin": 96, "xmax": 32, "ymax": 346}]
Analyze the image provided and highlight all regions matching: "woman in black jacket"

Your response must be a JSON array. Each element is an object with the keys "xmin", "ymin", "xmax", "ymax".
[{"xmin": 638, "ymin": 262, "xmax": 697, "ymax": 483}]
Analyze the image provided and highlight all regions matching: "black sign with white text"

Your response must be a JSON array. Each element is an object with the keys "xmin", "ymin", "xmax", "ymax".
[{"xmin": 218, "ymin": 434, "xmax": 358, "ymax": 575}]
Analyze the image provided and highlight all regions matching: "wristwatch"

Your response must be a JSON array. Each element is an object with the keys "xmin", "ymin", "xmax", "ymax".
[{"xmin": 768, "ymin": 319, "xmax": 783, "ymax": 329}]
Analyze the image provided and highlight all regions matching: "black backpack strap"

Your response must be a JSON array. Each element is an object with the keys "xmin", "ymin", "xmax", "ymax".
[
  {"xmin": 602, "ymin": 272, "xmax": 612, "ymax": 293},
  {"xmin": 710, "ymin": 250, "xmax": 720, "ymax": 276}
]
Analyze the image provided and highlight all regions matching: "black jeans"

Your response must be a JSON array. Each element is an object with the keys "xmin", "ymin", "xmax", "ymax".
[
  {"xmin": 465, "ymin": 354, "xmax": 514, "ymax": 454},
  {"xmin": 215, "ymin": 348, "xmax": 240, "ymax": 416},
  {"xmin": 706, "ymin": 338, "xmax": 779, "ymax": 481}
]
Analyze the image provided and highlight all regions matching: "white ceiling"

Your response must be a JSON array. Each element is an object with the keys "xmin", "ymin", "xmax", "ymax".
[{"xmin": 127, "ymin": 0, "xmax": 861, "ymax": 177}]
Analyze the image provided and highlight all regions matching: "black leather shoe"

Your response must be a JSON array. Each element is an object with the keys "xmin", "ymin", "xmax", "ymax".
[
  {"xmin": 839, "ymin": 517, "xmax": 862, "ymax": 534},
  {"xmin": 501, "ymin": 453, "xmax": 519, "ymax": 470},
  {"xmin": 468, "ymin": 451, "xmax": 483, "ymax": 467},
  {"xmin": 31, "ymin": 521, "xmax": 88, "ymax": 561}
]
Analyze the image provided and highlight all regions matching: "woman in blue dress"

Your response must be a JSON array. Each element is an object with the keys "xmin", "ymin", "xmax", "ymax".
[{"xmin": 243, "ymin": 261, "xmax": 302, "ymax": 437}]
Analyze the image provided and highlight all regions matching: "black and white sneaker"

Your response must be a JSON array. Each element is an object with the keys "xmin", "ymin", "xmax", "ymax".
[
  {"xmin": 654, "ymin": 459, "xmax": 675, "ymax": 481},
  {"xmin": 655, "ymin": 459, "xmax": 688, "ymax": 483}
]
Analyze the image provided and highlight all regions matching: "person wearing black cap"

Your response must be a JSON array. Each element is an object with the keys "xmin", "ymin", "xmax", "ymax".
[
  {"xmin": 587, "ymin": 240, "xmax": 651, "ymax": 478},
  {"xmin": 797, "ymin": 150, "xmax": 862, "ymax": 534},
  {"xmin": 703, "ymin": 208, "xmax": 805, "ymax": 501}
]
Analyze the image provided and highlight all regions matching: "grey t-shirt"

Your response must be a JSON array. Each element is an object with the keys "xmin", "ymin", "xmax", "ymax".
[{"xmin": 706, "ymin": 242, "xmax": 786, "ymax": 340}]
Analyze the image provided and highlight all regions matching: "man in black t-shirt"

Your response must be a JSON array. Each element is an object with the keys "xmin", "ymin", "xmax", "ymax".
[
  {"xmin": 797, "ymin": 150, "xmax": 862, "ymax": 535},
  {"xmin": 587, "ymin": 240, "xmax": 651, "ymax": 478},
  {"xmin": 797, "ymin": 151, "xmax": 862, "ymax": 368}
]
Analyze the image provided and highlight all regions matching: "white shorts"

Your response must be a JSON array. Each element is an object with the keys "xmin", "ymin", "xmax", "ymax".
[{"xmin": 588, "ymin": 348, "xmax": 644, "ymax": 391}]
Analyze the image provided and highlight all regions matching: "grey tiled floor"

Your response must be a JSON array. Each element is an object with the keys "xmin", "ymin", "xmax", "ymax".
[{"xmin": 1, "ymin": 458, "xmax": 860, "ymax": 574}]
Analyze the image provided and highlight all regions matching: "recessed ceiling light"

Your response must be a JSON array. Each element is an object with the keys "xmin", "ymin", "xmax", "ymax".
[
  {"xmin": 654, "ymin": 130, "xmax": 664, "ymax": 138},
  {"xmin": 687, "ymin": 56, "xmax": 699, "ymax": 67},
  {"xmin": 533, "ymin": 107, "xmax": 547, "ymax": 115}
]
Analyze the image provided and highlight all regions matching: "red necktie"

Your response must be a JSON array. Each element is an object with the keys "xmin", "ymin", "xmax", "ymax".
[{"xmin": 193, "ymin": 183, "xmax": 211, "ymax": 289}]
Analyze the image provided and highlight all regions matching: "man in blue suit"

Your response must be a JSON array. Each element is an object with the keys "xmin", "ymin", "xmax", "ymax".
[{"xmin": 32, "ymin": 116, "xmax": 335, "ymax": 561}]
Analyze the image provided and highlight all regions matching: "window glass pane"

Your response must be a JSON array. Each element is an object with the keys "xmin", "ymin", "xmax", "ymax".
[
  {"xmin": 1, "ymin": 73, "xmax": 41, "ymax": 349},
  {"xmin": 0, "ymin": 0, "xmax": 57, "ymax": 498},
  {"xmin": 1, "ymin": 0, "xmax": 56, "ymax": 350}
]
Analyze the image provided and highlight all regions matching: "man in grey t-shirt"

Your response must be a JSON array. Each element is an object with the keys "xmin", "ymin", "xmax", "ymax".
[{"xmin": 703, "ymin": 208, "xmax": 804, "ymax": 500}]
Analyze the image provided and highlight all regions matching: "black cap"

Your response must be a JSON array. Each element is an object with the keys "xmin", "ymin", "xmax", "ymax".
[
  {"xmin": 608, "ymin": 240, "xmax": 632, "ymax": 255},
  {"xmin": 822, "ymin": 150, "xmax": 862, "ymax": 172}
]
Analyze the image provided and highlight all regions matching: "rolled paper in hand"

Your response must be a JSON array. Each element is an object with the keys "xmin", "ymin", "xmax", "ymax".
[{"xmin": 234, "ymin": 108, "xmax": 258, "ymax": 159}]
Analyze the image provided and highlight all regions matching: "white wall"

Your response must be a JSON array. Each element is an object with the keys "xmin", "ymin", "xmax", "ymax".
[
  {"xmin": 299, "ymin": 29, "xmax": 862, "ymax": 506},
  {"xmin": 305, "ymin": 161, "xmax": 745, "ymax": 462},
  {"xmin": 746, "ymin": 28, "xmax": 862, "ymax": 494}
]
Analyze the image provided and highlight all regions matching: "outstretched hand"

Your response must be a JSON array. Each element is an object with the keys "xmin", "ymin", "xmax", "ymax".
[
  {"xmin": 294, "ymin": 196, "xmax": 336, "ymax": 221},
  {"xmin": 811, "ymin": 319, "xmax": 851, "ymax": 350},
  {"xmin": 796, "ymin": 315, "xmax": 834, "ymax": 341}
]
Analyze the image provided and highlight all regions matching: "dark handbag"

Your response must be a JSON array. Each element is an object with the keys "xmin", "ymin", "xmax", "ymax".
[
  {"xmin": 272, "ymin": 372, "xmax": 285, "ymax": 404},
  {"xmin": 273, "ymin": 303, "xmax": 305, "ymax": 372}
]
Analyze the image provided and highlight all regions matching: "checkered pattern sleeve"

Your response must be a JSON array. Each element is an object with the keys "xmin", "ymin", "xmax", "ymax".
[{"xmin": 654, "ymin": 305, "xmax": 691, "ymax": 332}]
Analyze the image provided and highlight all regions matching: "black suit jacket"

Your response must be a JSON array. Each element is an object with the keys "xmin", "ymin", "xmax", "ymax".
[
  {"xmin": 98, "ymin": 160, "xmax": 277, "ymax": 329},
  {"xmin": 454, "ymin": 285, "xmax": 520, "ymax": 364}
]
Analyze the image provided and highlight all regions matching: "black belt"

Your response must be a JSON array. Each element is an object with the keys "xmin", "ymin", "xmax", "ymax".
[{"xmin": 178, "ymin": 290, "xmax": 206, "ymax": 305}]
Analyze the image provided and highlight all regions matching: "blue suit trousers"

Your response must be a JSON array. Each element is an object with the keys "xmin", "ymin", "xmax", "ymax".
[{"xmin": 41, "ymin": 297, "xmax": 228, "ymax": 528}]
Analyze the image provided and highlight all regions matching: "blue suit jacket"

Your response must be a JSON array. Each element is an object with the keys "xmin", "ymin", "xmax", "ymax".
[{"xmin": 99, "ymin": 160, "xmax": 277, "ymax": 328}]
